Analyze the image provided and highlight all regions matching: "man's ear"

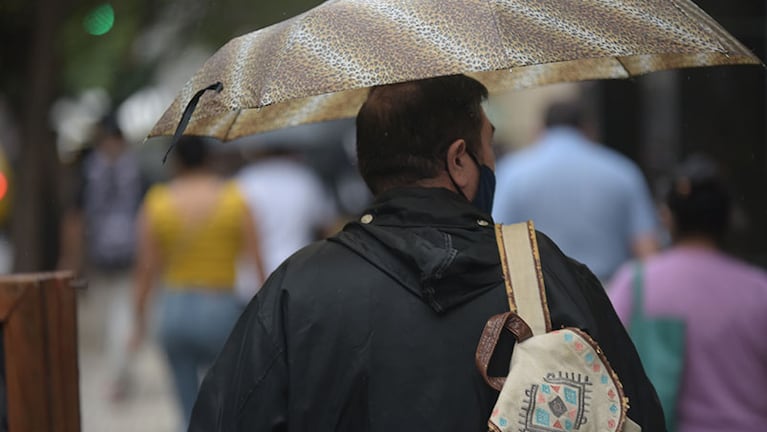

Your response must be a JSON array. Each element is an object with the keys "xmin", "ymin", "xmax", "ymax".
[{"xmin": 446, "ymin": 138, "xmax": 471, "ymax": 188}]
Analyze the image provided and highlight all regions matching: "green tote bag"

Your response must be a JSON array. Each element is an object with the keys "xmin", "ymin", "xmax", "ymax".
[{"xmin": 629, "ymin": 264, "xmax": 686, "ymax": 432}]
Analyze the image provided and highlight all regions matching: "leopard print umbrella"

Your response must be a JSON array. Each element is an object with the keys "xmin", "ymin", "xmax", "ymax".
[{"xmin": 149, "ymin": 0, "xmax": 761, "ymax": 142}]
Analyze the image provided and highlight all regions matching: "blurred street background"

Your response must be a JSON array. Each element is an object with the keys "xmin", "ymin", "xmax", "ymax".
[{"xmin": 1, "ymin": 1, "xmax": 766, "ymax": 431}]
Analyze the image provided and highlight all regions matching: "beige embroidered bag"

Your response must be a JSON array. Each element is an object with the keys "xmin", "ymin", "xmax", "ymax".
[{"xmin": 476, "ymin": 222, "xmax": 640, "ymax": 432}]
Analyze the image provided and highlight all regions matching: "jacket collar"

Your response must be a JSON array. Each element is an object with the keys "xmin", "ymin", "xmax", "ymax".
[
  {"xmin": 331, "ymin": 187, "xmax": 502, "ymax": 313},
  {"xmin": 363, "ymin": 186, "xmax": 492, "ymax": 227}
]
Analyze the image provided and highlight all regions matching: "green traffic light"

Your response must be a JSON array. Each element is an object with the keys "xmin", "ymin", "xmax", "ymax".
[{"xmin": 83, "ymin": 4, "xmax": 115, "ymax": 36}]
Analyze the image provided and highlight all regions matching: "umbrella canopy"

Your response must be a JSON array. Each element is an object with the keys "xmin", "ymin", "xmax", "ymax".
[{"xmin": 149, "ymin": 0, "xmax": 761, "ymax": 141}]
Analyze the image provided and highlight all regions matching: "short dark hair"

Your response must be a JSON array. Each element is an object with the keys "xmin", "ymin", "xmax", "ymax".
[
  {"xmin": 544, "ymin": 100, "xmax": 587, "ymax": 129},
  {"xmin": 96, "ymin": 114, "xmax": 123, "ymax": 139},
  {"xmin": 356, "ymin": 75, "xmax": 488, "ymax": 194},
  {"xmin": 666, "ymin": 155, "xmax": 731, "ymax": 242},
  {"xmin": 174, "ymin": 135, "xmax": 210, "ymax": 169}
]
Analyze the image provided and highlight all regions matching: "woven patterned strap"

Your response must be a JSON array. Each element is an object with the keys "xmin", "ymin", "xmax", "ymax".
[{"xmin": 494, "ymin": 222, "xmax": 551, "ymax": 336}]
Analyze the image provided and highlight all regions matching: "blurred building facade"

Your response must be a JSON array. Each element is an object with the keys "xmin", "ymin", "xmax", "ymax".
[{"xmin": 599, "ymin": 1, "xmax": 766, "ymax": 267}]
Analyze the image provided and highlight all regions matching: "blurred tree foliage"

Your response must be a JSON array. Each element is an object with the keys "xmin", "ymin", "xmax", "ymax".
[
  {"xmin": 58, "ymin": 1, "xmax": 149, "ymax": 102},
  {"xmin": 58, "ymin": 0, "xmax": 323, "ymax": 105},
  {"xmin": 0, "ymin": 0, "xmax": 321, "ymax": 271},
  {"xmin": 1, "ymin": 0, "xmax": 325, "ymax": 122}
]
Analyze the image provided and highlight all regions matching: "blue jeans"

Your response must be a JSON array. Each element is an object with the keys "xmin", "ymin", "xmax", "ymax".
[{"xmin": 157, "ymin": 289, "xmax": 243, "ymax": 426}]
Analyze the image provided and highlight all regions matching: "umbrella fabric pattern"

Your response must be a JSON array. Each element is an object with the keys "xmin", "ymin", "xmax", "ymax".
[{"xmin": 150, "ymin": 0, "xmax": 761, "ymax": 141}]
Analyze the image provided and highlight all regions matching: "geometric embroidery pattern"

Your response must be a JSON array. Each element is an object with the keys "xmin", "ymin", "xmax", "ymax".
[
  {"xmin": 520, "ymin": 372, "xmax": 592, "ymax": 431},
  {"xmin": 486, "ymin": 327, "xmax": 626, "ymax": 432}
]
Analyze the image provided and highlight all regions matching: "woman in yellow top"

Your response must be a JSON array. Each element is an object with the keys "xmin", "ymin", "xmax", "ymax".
[{"xmin": 132, "ymin": 136, "xmax": 265, "ymax": 426}]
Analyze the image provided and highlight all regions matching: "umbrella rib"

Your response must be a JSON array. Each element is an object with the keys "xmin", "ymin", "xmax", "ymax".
[
  {"xmin": 487, "ymin": 0, "xmax": 513, "ymax": 69},
  {"xmin": 667, "ymin": 0, "xmax": 727, "ymax": 54},
  {"xmin": 365, "ymin": 1, "xmax": 496, "ymax": 72},
  {"xmin": 257, "ymin": 7, "xmax": 316, "ymax": 108},
  {"xmin": 223, "ymin": 108, "xmax": 244, "ymax": 141},
  {"xmin": 614, "ymin": 56, "xmax": 633, "ymax": 78}
]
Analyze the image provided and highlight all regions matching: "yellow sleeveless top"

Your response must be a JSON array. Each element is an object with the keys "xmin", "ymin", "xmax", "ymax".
[{"xmin": 144, "ymin": 182, "xmax": 247, "ymax": 290}]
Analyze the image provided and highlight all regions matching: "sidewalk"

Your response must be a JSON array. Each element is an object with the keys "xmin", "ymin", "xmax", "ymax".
[{"xmin": 78, "ymin": 282, "xmax": 181, "ymax": 432}]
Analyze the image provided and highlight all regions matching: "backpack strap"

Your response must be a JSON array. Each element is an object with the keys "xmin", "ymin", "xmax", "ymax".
[{"xmin": 494, "ymin": 221, "xmax": 551, "ymax": 335}]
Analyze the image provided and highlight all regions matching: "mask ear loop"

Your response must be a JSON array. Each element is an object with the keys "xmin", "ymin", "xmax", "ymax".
[
  {"xmin": 445, "ymin": 152, "xmax": 481, "ymax": 202},
  {"xmin": 446, "ymin": 159, "xmax": 469, "ymax": 201},
  {"xmin": 162, "ymin": 82, "xmax": 224, "ymax": 164}
]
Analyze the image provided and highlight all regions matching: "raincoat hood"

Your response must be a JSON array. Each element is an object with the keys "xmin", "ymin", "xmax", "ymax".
[{"xmin": 332, "ymin": 187, "xmax": 502, "ymax": 313}]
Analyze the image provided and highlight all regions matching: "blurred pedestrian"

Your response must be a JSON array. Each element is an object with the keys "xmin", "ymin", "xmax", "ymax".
[
  {"xmin": 493, "ymin": 100, "xmax": 659, "ymax": 282},
  {"xmin": 58, "ymin": 114, "xmax": 144, "ymax": 400},
  {"xmin": 188, "ymin": 75, "xmax": 664, "ymax": 431},
  {"xmin": 609, "ymin": 155, "xmax": 767, "ymax": 432},
  {"xmin": 131, "ymin": 135, "xmax": 266, "ymax": 426},
  {"xmin": 235, "ymin": 148, "xmax": 337, "ymax": 302}
]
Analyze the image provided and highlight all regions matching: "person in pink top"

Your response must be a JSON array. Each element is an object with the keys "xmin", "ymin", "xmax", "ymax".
[{"xmin": 609, "ymin": 155, "xmax": 767, "ymax": 432}]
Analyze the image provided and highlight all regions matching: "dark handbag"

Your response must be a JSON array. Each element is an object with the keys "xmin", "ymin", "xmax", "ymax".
[{"xmin": 629, "ymin": 264, "xmax": 685, "ymax": 432}]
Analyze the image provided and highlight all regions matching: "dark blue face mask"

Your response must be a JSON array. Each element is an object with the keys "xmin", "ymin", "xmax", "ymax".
[
  {"xmin": 472, "ymin": 163, "xmax": 496, "ymax": 215},
  {"xmin": 448, "ymin": 154, "xmax": 496, "ymax": 215}
]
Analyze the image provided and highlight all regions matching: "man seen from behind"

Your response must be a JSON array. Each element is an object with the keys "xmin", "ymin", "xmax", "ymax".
[{"xmin": 189, "ymin": 75, "xmax": 665, "ymax": 431}]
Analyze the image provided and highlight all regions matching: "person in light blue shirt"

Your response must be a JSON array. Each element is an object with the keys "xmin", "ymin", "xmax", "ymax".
[{"xmin": 492, "ymin": 100, "xmax": 659, "ymax": 282}]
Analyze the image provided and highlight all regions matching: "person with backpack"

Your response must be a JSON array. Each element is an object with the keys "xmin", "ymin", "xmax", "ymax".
[{"xmin": 188, "ymin": 75, "xmax": 665, "ymax": 431}]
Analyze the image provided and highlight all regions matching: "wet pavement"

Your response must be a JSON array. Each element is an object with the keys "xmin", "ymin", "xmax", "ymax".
[{"xmin": 78, "ymin": 280, "xmax": 181, "ymax": 432}]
